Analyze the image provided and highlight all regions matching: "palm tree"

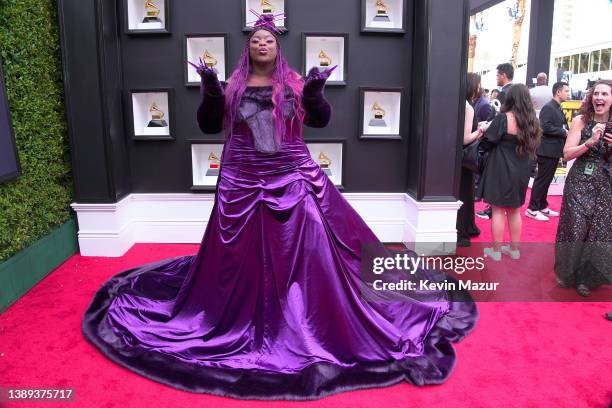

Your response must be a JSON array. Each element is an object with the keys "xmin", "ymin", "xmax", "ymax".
[{"xmin": 510, "ymin": 0, "xmax": 526, "ymax": 68}]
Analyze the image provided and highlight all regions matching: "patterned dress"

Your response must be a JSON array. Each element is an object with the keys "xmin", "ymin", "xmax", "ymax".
[{"xmin": 555, "ymin": 120, "xmax": 612, "ymax": 289}]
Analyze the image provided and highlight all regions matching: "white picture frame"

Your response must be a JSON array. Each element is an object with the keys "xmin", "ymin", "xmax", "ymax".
[
  {"xmin": 360, "ymin": 87, "xmax": 403, "ymax": 139},
  {"xmin": 185, "ymin": 34, "xmax": 228, "ymax": 86},
  {"xmin": 191, "ymin": 143, "xmax": 225, "ymax": 190},
  {"xmin": 302, "ymin": 34, "xmax": 348, "ymax": 86},
  {"xmin": 361, "ymin": 0, "xmax": 406, "ymax": 33},
  {"xmin": 129, "ymin": 90, "xmax": 174, "ymax": 140},
  {"xmin": 305, "ymin": 142, "xmax": 344, "ymax": 188},
  {"xmin": 125, "ymin": 0, "xmax": 169, "ymax": 34},
  {"xmin": 243, "ymin": 0, "xmax": 287, "ymax": 31}
]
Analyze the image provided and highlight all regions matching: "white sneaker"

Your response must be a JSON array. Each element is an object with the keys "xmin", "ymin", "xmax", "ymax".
[
  {"xmin": 540, "ymin": 208, "xmax": 559, "ymax": 217},
  {"xmin": 501, "ymin": 245, "xmax": 521, "ymax": 260},
  {"xmin": 525, "ymin": 209, "xmax": 549, "ymax": 221},
  {"xmin": 483, "ymin": 247, "xmax": 502, "ymax": 261}
]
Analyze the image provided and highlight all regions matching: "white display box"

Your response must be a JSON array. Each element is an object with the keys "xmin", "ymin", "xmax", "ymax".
[
  {"xmin": 361, "ymin": 0, "xmax": 406, "ymax": 32},
  {"xmin": 303, "ymin": 34, "xmax": 348, "ymax": 86},
  {"xmin": 185, "ymin": 34, "xmax": 228, "ymax": 86},
  {"xmin": 129, "ymin": 90, "xmax": 174, "ymax": 140},
  {"xmin": 360, "ymin": 88, "xmax": 403, "ymax": 139},
  {"xmin": 191, "ymin": 142, "xmax": 225, "ymax": 190},
  {"xmin": 125, "ymin": 0, "xmax": 169, "ymax": 34},
  {"xmin": 243, "ymin": 0, "xmax": 287, "ymax": 31},
  {"xmin": 305, "ymin": 141, "xmax": 344, "ymax": 188}
]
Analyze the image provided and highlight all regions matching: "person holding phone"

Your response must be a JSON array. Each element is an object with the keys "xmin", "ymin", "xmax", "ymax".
[{"xmin": 555, "ymin": 79, "xmax": 612, "ymax": 297}]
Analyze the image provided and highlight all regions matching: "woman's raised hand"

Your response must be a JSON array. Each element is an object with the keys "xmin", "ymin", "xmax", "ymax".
[
  {"xmin": 586, "ymin": 123, "xmax": 605, "ymax": 147},
  {"xmin": 306, "ymin": 65, "xmax": 337, "ymax": 82},
  {"xmin": 304, "ymin": 65, "xmax": 337, "ymax": 96},
  {"xmin": 188, "ymin": 57, "xmax": 219, "ymax": 83}
]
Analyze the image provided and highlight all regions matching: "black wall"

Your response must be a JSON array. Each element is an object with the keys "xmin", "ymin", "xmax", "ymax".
[
  {"xmin": 406, "ymin": 0, "xmax": 469, "ymax": 201},
  {"xmin": 59, "ymin": 0, "xmax": 469, "ymax": 203},
  {"xmin": 526, "ymin": 0, "xmax": 554, "ymax": 85},
  {"xmin": 469, "ymin": 0, "xmax": 504, "ymax": 14},
  {"xmin": 58, "ymin": 0, "xmax": 131, "ymax": 202}
]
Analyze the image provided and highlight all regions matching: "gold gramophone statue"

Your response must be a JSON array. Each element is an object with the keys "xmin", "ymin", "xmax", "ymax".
[
  {"xmin": 206, "ymin": 152, "xmax": 221, "ymax": 176},
  {"xmin": 373, "ymin": 0, "xmax": 391, "ymax": 22},
  {"xmin": 368, "ymin": 102, "xmax": 387, "ymax": 127},
  {"xmin": 202, "ymin": 50, "xmax": 218, "ymax": 68},
  {"xmin": 147, "ymin": 102, "xmax": 168, "ymax": 128},
  {"xmin": 317, "ymin": 152, "xmax": 333, "ymax": 176},
  {"xmin": 261, "ymin": 0, "xmax": 274, "ymax": 15},
  {"xmin": 142, "ymin": 0, "xmax": 162, "ymax": 24},
  {"xmin": 318, "ymin": 50, "xmax": 332, "ymax": 72}
]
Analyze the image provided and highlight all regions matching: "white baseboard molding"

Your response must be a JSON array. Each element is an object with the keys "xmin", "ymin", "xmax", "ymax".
[{"xmin": 71, "ymin": 193, "xmax": 461, "ymax": 257}]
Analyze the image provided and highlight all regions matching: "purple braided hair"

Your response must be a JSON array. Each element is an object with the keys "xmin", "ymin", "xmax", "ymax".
[{"xmin": 224, "ymin": 11, "xmax": 305, "ymax": 144}]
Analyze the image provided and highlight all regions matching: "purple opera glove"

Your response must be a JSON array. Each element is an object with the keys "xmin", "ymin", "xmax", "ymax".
[
  {"xmin": 190, "ymin": 58, "xmax": 225, "ymax": 134},
  {"xmin": 189, "ymin": 58, "xmax": 223, "ymax": 97},
  {"xmin": 303, "ymin": 65, "xmax": 337, "ymax": 97},
  {"xmin": 302, "ymin": 65, "xmax": 336, "ymax": 128}
]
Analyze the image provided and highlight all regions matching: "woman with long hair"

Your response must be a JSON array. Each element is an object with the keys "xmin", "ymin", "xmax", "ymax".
[
  {"xmin": 477, "ymin": 84, "xmax": 541, "ymax": 260},
  {"xmin": 81, "ymin": 13, "xmax": 477, "ymax": 400},
  {"xmin": 555, "ymin": 79, "xmax": 612, "ymax": 297}
]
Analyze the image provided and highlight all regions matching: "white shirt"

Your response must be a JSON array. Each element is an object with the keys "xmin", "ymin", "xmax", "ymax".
[{"xmin": 530, "ymin": 85, "xmax": 552, "ymax": 112}]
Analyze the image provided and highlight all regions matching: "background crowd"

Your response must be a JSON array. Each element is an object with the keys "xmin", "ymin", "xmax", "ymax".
[{"xmin": 460, "ymin": 64, "xmax": 611, "ymax": 298}]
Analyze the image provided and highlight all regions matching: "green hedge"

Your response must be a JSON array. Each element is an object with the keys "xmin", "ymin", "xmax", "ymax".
[{"xmin": 0, "ymin": 0, "xmax": 73, "ymax": 263}]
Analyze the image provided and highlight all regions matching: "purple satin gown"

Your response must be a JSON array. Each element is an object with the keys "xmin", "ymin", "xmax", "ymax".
[{"xmin": 82, "ymin": 85, "xmax": 478, "ymax": 400}]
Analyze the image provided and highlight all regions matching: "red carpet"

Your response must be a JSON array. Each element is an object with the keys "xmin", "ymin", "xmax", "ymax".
[
  {"xmin": 1, "ymin": 191, "xmax": 611, "ymax": 407},
  {"xmin": 473, "ymin": 190, "xmax": 562, "ymax": 243}
]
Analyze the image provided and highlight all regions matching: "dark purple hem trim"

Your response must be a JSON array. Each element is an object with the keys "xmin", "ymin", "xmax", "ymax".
[{"xmin": 82, "ymin": 256, "xmax": 478, "ymax": 401}]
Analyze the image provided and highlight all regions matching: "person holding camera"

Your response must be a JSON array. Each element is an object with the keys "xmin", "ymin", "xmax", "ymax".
[{"xmin": 555, "ymin": 79, "xmax": 612, "ymax": 297}]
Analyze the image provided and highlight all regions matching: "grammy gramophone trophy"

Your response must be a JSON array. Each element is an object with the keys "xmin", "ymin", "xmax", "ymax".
[
  {"xmin": 206, "ymin": 152, "xmax": 221, "ymax": 177},
  {"xmin": 202, "ymin": 50, "xmax": 218, "ymax": 68},
  {"xmin": 146, "ymin": 102, "xmax": 168, "ymax": 128},
  {"xmin": 368, "ymin": 102, "xmax": 388, "ymax": 127},
  {"xmin": 136, "ymin": 0, "xmax": 164, "ymax": 29},
  {"xmin": 373, "ymin": 0, "xmax": 391, "ymax": 22},
  {"xmin": 317, "ymin": 152, "xmax": 333, "ymax": 176},
  {"xmin": 261, "ymin": 0, "xmax": 274, "ymax": 15},
  {"xmin": 318, "ymin": 50, "xmax": 332, "ymax": 73},
  {"xmin": 142, "ymin": 1, "xmax": 161, "ymax": 22}
]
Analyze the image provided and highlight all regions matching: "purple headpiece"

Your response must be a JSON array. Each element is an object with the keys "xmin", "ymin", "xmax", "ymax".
[{"xmin": 247, "ymin": 9, "xmax": 286, "ymax": 37}]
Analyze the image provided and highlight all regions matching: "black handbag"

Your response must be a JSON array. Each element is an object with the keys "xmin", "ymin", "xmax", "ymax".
[{"xmin": 462, "ymin": 139, "xmax": 488, "ymax": 174}]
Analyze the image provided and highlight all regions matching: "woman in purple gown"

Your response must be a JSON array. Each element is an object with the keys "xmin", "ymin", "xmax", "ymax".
[{"xmin": 82, "ymin": 13, "xmax": 478, "ymax": 400}]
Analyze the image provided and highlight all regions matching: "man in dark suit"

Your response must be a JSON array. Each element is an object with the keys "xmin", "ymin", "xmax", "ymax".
[
  {"xmin": 494, "ymin": 63, "xmax": 514, "ymax": 105},
  {"xmin": 525, "ymin": 81, "xmax": 570, "ymax": 221}
]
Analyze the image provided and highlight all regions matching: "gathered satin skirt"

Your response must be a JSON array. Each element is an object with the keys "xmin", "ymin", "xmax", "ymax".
[{"xmin": 82, "ymin": 129, "xmax": 478, "ymax": 400}]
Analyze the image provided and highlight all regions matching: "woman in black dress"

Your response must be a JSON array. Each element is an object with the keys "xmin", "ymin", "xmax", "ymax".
[
  {"xmin": 477, "ymin": 84, "xmax": 541, "ymax": 260},
  {"xmin": 457, "ymin": 73, "xmax": 487, "ymax": 246},
  {"xmin": 555, "ymin": 79, "xmax": 612, "ymax": 297}
]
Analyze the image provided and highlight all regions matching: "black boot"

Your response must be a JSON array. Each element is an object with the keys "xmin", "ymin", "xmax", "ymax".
[{"xmin": 457, "ymin": 236, "xmax": 471, "ymax": 247}]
